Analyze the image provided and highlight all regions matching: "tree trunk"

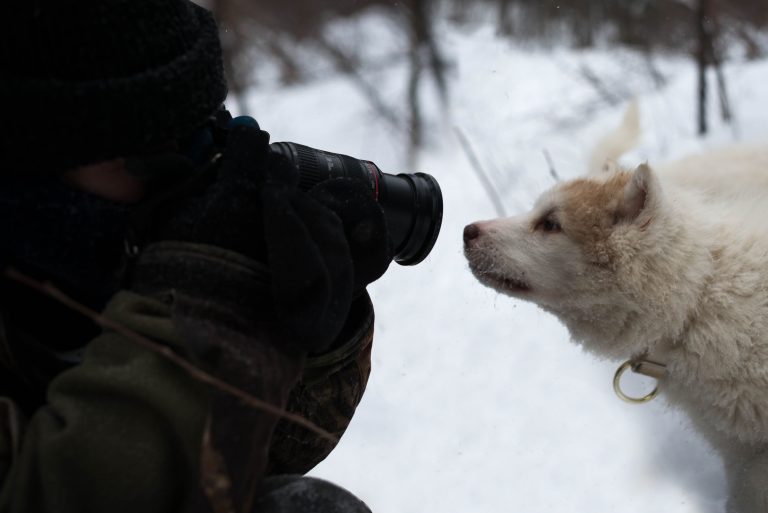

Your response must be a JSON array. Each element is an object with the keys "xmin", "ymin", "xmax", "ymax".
[
  {"xmin": 402, "ymin": 0, "xmax": 448, "ymax": 163},
  {"xmin": 703, "ymin": 6, "xmax": 732, "ymax": 123},
  {"xmin": 498, "ymin": 0, "xmax": 513, "ymax": 36},
  {"xmin": 696, "ymin": 0, "xmax": 710, "ymax": 135}
]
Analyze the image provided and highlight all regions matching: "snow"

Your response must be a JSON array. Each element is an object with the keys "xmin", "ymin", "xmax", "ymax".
[{"xmin": 246, "ymin": 18, "xmax": 768, "ymax": 513}]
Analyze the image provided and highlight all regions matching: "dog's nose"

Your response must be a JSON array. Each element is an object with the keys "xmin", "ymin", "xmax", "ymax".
[{"xmin": 463, "ymin": 223, "xmax": 481, "ymax": 244}]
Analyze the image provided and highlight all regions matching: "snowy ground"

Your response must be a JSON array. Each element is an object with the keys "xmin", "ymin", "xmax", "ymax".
[{"xmin": 247, "ymin": 19, "xmax": 768, "ymax": 513}]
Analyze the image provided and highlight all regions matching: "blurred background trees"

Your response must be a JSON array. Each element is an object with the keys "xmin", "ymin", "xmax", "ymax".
[{"xmin": 198, "ymin": 0, "xmax": 768, "ymax": 156}]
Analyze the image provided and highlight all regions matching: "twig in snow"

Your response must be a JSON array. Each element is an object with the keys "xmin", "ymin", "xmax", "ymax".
[
  {"xmin": 542, "ymin": 149, "xmax": 560, "ymax": 182},
  {"xmin": 453, "ymin": 127, "xmax": 507, "ymax": 218},
  {"xmin": 578, "ymin": 64, "xmax": 625, "ymax": 106}
]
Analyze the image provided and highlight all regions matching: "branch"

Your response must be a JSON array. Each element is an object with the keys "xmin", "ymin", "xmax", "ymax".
[
  {"xmin": 542, "ymin": 149, "xmax": 561, "ymax": 182},
  {"xmin": 453, "ymin": 127, "xmax": 507, "ymax": 218},
  {"xmin": 3, "ymin": 267, "xmax": 338, "ymax": 444},
  {"xmin": 578, "ymin": 64, "xmax": 624, "ymax": 106},
  {"xmin": 313, "ymin": 35, "xmax": 403, "ymax": 132}
]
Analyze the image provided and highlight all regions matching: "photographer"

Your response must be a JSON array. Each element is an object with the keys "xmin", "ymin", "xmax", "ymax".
[{"xmin": 0, "ymin": 0, "xmax": 408, "ymax": 511}]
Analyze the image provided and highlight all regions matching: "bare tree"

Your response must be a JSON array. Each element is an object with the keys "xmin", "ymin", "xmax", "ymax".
[
  {"xmin": 695, "ymin": 0, "xmax": 733, "ymax": 135},
  {"xmin": 696, "ymin": 0, "xmax": 710, "ymax": 135},
  {"xmin": 205, "ymin": 0, "xmax": 450, "ymax": 159},
  {"xmin": 401, "ymin": 0, "xmax": 449, "ymax": 164},
  {"xmin": 201, "ymin": 0, "xmax": 761, "ymax": 151}
]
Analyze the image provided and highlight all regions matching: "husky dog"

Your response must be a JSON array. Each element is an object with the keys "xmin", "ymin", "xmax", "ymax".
[{"xmin": 464, "ymin": 105, "xmax": 768, "ymax": 512}]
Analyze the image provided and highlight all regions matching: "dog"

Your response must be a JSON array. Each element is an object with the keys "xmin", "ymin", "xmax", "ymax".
[{"xmin": 463, "ymin": 104, "xmax": 768, "ymax": 512}]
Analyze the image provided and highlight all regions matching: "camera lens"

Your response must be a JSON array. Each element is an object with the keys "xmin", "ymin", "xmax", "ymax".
[{"xmin": 270, "ymin": 142, "xmax": 443, "ymax": 265}]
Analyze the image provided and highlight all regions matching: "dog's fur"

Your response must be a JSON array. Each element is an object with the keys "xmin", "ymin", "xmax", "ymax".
[{"xmin": 464, "ymin": 106, "xmax": 768, "ymax": 511}]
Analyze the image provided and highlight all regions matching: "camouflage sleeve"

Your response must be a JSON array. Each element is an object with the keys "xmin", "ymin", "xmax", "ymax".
[{"xmin": 267, "ymin": 292, "xmax": 374, "ymax": 475}]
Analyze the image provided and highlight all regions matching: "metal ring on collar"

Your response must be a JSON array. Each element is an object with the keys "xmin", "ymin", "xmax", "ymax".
[{"xmin": 613, "ymin": 359, "xmax": 660, "ymax": 404}]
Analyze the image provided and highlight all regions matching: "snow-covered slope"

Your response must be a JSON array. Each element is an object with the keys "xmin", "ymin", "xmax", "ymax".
[{"xmin": 248, "ymin": 20, "xmax": 768, "ymax": 513}]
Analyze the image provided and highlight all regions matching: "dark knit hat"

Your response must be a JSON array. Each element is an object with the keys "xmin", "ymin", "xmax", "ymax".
[{"xmin": 0, "ymin": 0, "xmax": 228, "ymax": 173}]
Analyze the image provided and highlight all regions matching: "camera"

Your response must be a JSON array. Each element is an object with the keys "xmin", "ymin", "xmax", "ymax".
[
  {"xmin": 203, "ymin": 111, "xmax": 443, "ymax": 265},
  {"xmin": 270, "ymin": 143, "xmax": 443, "ymax": 266}
]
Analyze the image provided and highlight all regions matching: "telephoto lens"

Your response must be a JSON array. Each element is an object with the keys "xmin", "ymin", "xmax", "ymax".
[{"xmin": 270, "ymin": 142, "xmax": 443, "ymax": 265}]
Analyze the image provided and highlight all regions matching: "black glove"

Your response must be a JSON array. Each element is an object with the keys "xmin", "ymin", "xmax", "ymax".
[
  {"xmin": 307, "ymin": 177, "xmax": 393, "ymax": 295},
  {"xmin": 133, "ymin": 123, "xmax": 389, "ymax": 354}
]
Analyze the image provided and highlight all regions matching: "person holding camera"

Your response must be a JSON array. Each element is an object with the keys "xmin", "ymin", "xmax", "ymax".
[{"xmin": 0, "ymin": 1, "xmax": 444, "ymax": 511}]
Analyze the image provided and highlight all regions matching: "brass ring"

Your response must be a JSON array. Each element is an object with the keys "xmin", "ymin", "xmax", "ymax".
[{"xmin": 613, "ymin": 360, "xmax": 660, "ymax": 404}]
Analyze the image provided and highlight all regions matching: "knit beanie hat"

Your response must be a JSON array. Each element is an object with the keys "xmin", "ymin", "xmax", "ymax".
[{"xmin": 0, "ymin": 0, "xmax": 228, "ymax": 173}]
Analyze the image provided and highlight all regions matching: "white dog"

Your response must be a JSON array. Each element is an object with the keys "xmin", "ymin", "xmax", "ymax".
[{"xmin": 464, "ymin": 105, "xmax": 768, "ymax": 512}]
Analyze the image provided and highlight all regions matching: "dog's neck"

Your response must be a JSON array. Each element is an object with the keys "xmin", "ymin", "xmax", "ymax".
[{"xmin": 551, "ymin": 196, "xmax": 715, "ymax": 360}]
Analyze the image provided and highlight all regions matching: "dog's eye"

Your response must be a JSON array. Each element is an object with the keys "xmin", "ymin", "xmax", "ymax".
[{"xmin": 538, "ymin": 217, "xmax": 561, "ymax": 233}]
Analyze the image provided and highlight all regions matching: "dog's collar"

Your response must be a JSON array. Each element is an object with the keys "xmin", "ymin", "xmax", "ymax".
[
  {"xmin": 613, "ymin": 295, "xmax": 701, "ymax": 403},
  {"xmin": 613, "ymin": 340, "xmax": 674, "ymax": 404}
]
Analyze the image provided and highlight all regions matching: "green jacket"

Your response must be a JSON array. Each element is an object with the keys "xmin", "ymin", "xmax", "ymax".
[{"xmin": 0, "ymin": 242, "xmax": 373, "ymax": 512}]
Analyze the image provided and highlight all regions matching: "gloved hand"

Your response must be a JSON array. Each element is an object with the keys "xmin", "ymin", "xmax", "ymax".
[
  {"xmin": 134, "ymin": 122, "xmax": 389, "ymax": 354},
  {"xmin": 307, "ymin": 177, "xmax": 393, "ymax": 295}
]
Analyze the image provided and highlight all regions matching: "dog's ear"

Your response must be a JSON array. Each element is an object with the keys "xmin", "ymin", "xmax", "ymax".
[{"xmin": 617, "ymin": 163, "xmax": 661, "ymax": 225}]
